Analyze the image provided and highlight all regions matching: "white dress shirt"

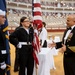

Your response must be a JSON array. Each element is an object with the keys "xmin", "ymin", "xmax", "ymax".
[
  {"xmin": 64, "ymin": 25, "xmax": 75, "ymax": 44},
  {"xmin": 39, "ymin": 27, "xmax": 47, "ymax": 46}
]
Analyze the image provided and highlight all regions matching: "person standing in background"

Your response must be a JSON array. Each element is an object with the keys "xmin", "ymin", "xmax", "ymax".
[
  {"xmin": 0, "ymin": 9, "xmax": 8, "ymax": 75},
  {"xmin": 49, "ymin": 14, "xmax": 75, "ymax": 75},
  {"xmin": 9, "ymin": 17, "xmax": 34, "ymax": 75},
  {"xmin": 39, "ymin": 22, "xmax": 47, "ymax": 47}
]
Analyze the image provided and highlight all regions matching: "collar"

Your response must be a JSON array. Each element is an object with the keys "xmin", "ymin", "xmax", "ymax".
[{"xmin": 71, "ymin": 25, "xmax": 75, "ymax": 30}]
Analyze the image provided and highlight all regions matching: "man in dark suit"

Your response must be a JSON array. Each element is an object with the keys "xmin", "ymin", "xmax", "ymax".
[
  {"xmin": 49, "ymin": 14, "xmax": 75, "ymax": 75},
  {"xmin": 0, "ymin": 9, "xmax": 8, "ymax": 75}
]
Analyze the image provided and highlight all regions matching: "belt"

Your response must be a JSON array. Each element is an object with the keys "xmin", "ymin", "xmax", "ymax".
[{"xmin": 19, "ymin": 42, "xmax": 32, "ymax": 45}]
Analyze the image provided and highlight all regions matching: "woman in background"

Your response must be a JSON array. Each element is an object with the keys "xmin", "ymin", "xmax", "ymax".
[{"xmin": 39, "ymin": 22, "xmax": 47, "ymax": 47}]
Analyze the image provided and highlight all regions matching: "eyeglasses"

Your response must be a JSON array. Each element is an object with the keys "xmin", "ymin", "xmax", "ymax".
[{"xmin": 23, "ymin": 20, "xmax": 30, "ymax": 22}]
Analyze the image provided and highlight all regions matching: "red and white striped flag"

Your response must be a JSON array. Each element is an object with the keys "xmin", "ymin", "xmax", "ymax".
[
  {"xmin": 32, "ymin": 0, "xmax": 42, "ymax": 30},
  {"xmin": 32, "ymin": 0, "xmax": 42, "ymax": 65},
  {"xmin": 32, "ymin": 29, "xmax": 40, "ymax": 65}
]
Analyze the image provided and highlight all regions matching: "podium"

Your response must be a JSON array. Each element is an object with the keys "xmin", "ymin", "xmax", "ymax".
[{"xmin": 33, "ymin": 48, "xmax": 57, "ymax": 75}]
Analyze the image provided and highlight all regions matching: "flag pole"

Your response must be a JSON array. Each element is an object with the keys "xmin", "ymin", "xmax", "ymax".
[
  {"xmin": 32, "ymin": 0, "xmax": 34, "ymax": 16},
  {"xmin": 32, "ymin": 0, "xmax": 38, "ymax": 75},
  {"xmin": 35, "ymin": 62, "xmax": 38, "ymax": 75}
]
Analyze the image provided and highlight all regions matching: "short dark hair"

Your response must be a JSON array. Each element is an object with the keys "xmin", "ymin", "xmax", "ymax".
[{"xmin": 42, "ymin": 22, "xmax": 46, "ymax": 27}]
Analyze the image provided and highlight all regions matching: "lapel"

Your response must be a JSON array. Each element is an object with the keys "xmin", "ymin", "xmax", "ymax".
[
  {"xmin": 22, "ymin": 27, "xmax": 29, "ymax": 35},
  {"xmin": 62, "ymin": 29, "xmax": 68, "ymax": 43}
]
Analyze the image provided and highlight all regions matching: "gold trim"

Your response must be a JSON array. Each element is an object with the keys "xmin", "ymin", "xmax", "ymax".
[
  {"xmin": 68, "ymin": 46, "xmax": 75, "ymax": 52},
  {"xmin": 5, "ymin": 35, "xmax": 9, "ymax": 40},
  {"xmin": 3, "ymin": 26, "xmax": 8, "ymax": 32}
]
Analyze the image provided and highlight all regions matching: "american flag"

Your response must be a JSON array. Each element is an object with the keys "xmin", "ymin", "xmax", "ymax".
[
  {"xmin": 32, "ymin": 0, "xmax": 42, "ymax": 29},
  {"xmin": 32, "ymin": 0, "xmax": 42, "ymax": 65},
  {"xmin": 32, "ymin": 29, "xmax": 40, "ymax": 65}
]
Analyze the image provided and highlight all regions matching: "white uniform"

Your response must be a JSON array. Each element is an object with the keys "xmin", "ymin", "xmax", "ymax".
[{"xmin": 39, "ymin": 27, "xmax": 47, "ymax": 47}]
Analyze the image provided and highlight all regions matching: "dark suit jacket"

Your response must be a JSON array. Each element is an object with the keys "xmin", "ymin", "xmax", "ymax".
[{"xmin": 56, "ymin": 27, "xmax": 75, "ymax": 54}]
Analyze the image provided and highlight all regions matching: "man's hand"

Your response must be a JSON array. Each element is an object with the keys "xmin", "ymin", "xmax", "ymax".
[
  {"xmin": 62, "ymin": 44, "xmax": 66, "ymax": 52},
  {"xmin": 59, "ymin": 44, "xmax": 66, "ymax": 53},
  {"xmin": 48, "ymin": 41, "xmax": 56, "ymax": 48}
]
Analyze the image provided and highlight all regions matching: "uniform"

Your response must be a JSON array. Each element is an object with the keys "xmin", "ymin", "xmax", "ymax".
[
  {"xmin": 0, "ymin": 27, "xmax": 8, "ymax": 75},
  {"xmin": 56, "ymin": 25, "xmax": 75, "ymax": 75},
  {"xmin": 0, "ymin": 9, "xmax": 8, "ymax": 75},
  {"xmin": 9, "ymin": 27, "xmax": 34, "ymax": 75},
  {"xmin": 39, "ymin": 27, "xmax": 47, "ymax": 47}
]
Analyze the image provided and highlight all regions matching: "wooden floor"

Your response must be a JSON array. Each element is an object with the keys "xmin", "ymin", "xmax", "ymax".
[{"xmin": 10, "ymin": 44, "xmax": 64, "ymax": 75}]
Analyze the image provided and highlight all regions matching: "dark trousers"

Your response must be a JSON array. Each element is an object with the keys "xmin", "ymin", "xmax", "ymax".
[
  {"xmin": 14, "ymin": 48, "xmax": 19, "ymax": 72},
  {"xmin": 19, "ymin": 53, "xmax": 34, "ymax": 75},
  {"xmin": 64, "ymin": 54, "xmax": 75, "ymax": 75},
  {"xmin": 0, "ymin": 68, "xmax": 5, "ymax": 75}
]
